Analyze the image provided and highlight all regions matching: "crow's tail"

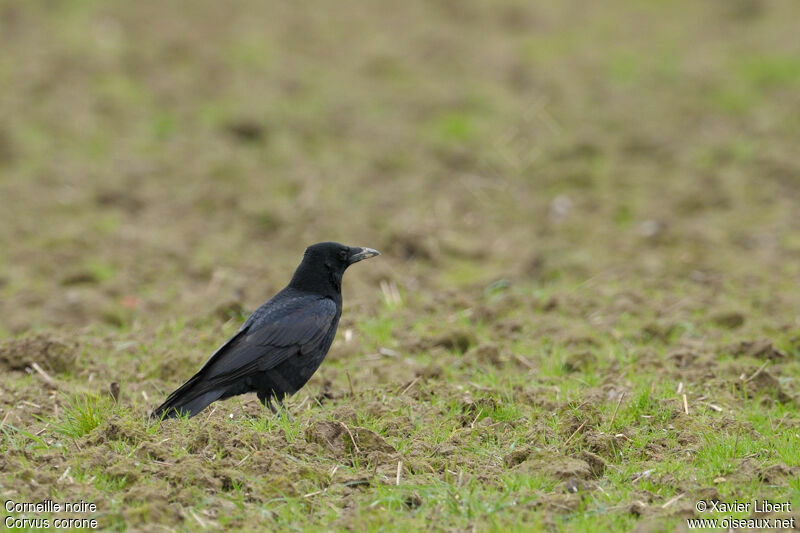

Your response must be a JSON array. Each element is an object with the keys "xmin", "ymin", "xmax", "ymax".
[{"xmin": 150, "ymin": 375, "xmax": 224, "ymax": 420}]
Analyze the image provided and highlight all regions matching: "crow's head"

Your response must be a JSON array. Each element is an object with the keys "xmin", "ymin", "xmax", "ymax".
[{"xmin": 291, "ymin": 242, "xmax": 380, "ymax": 295}]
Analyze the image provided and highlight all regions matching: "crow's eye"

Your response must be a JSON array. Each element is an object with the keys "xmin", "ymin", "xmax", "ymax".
[{"xmin": 339, "ymin": 250, "xmax": 348, "ymax": 260}]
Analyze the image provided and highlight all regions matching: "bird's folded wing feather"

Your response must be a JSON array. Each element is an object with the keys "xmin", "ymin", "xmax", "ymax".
[{"xmin": 194, "ymin": 295, "xmax": 337, "ymax": 388}]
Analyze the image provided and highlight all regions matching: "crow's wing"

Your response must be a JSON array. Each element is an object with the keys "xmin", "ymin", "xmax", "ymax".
[
  {"xmin": 192, "ymin": 294, "xmax": 338, "ymax": 389},
  {"xmin": 151, "ymin": 292, "xmax": 339, "ymax": 418}
]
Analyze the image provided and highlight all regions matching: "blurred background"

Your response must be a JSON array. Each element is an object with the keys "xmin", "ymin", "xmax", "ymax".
[{"xmin": 1, "ymin": 0, "xmax": 799, "ymax": 333}]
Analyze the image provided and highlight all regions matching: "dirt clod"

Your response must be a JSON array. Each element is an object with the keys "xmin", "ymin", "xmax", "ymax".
[
  {"xmin": 0, "ymin": 334, "xmax": 78, "ymax": 374},
  {"xmin": 429, "ymin": 329, "xmax": 476, "ymax": 354},
  {"xmin": 109, "ymin": 382, "xmax": 121, "ymax": 402},
  {"xmin": 730, "ymin": 340, "xmax": 787, "ymax": 361},
  {"xmin": 579, "ymin": 450, "xmax": 606, "ymax": 478},
  {"xmin": 464, "ymin": 343, "xmax": 505, "ymax": 367},
  {"xmin": 564, "ymin": 477, "xmax": 580, "ymax": 493},
  {"xmin": 563, "ymin": 351, "xmax": 596, "ymax": 372},
  {"xmin": 224, "ymin": 119, "xmax": 267, "ymax": 142},
  {"xmin": 385, "ymin": 231, "xmax": 439, "ymax": 262},
  {"xmin": 404, "ymin": 492, "xmax": 423, "ymax": 509},
  {"xmin": 712, "ymin": 311, "xmax": 746, "ymax": 329},
  {"xmin": 306, "ymin": 421, "xmax": 396, "ymax": 458},
  {"xmin": 507, "ymin": 449, "xmax": 592, "ymax": 481},
  {"xmin": 738, "ymin": 370, "xmax": 794, "ymax": 404}
]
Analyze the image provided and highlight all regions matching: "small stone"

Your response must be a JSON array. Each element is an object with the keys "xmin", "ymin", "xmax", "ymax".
[
  {"xmin": 564, "ymin": 477, "xmax": 580, "ymax": 493},
  {"xmin": 109, "ymin": 382, "xmax": 121, "ymax": 402}
]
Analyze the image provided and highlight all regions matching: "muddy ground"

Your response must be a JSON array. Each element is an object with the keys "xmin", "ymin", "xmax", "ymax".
[{"xmin": 1, "ymin": 0, "xmax": 799, "ymax": 531}]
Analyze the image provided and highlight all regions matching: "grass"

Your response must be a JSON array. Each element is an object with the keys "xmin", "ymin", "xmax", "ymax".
[
  {"xmin": 49, "ymin": 394, "xmax": 114, "ymax": 439},
  {"xmin": 6, "ymin": 285, "xmax": 798, "ymax": 530}
]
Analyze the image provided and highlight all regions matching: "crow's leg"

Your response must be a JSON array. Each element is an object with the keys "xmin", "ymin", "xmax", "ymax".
[
  {"xmin": 257, "ymin": 390, "xmax": 292, "ymax": 420},
  {"xmin": 257, "ymin": 391, "xmax": 277, "ymax": 414},
  {"xmin": 276, "ymin": 398, "xmax": 294, "ymax": 422}
]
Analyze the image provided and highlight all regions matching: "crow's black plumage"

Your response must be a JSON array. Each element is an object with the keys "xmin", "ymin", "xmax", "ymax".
[{"xmin": 151, "ymin": 242, "xmax": 380, "ymax": 419}]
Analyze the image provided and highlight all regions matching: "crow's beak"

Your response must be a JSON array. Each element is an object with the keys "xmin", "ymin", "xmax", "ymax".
[{"xmin": 348, "ymin": 247, "xmax": 381, "ymax": 265}]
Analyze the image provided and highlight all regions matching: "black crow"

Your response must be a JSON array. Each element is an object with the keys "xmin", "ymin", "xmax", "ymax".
[{"xmin": 151, "ymin": 242, "xmax": 380, "ymax": 419}]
